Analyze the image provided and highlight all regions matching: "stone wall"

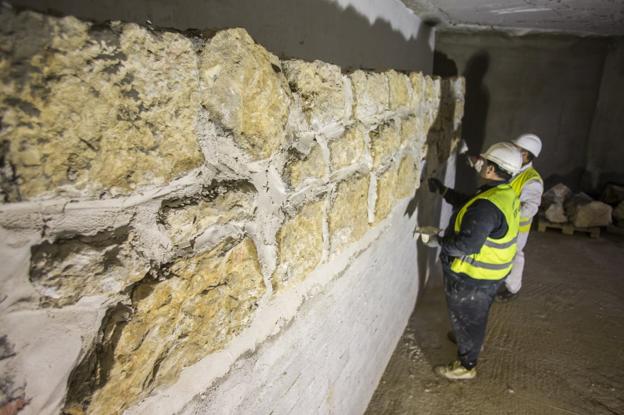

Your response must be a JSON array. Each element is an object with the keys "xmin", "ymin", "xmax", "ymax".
[{"xmin": 0, "ymin": 7, "xmax": 463, "ymax": 415}]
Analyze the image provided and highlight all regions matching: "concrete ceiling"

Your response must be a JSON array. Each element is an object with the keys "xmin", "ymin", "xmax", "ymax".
[{"xmin": 400, "ymin": 0, "xmax": 624, "ymax": 36}]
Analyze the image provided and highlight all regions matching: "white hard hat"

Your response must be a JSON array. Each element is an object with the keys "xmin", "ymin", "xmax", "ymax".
[
  {"xmin": 513, "ymin": 133, "xmax": 542, "ymax": 157},
  {"xmin": 481, "ymin": 142, "xmax": 523, "ymax": 175}
]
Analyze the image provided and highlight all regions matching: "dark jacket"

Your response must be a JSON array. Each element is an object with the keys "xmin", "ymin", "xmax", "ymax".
[{"xmin": 440, "ymin": 181, "xmax": 510, "ymax": 283}]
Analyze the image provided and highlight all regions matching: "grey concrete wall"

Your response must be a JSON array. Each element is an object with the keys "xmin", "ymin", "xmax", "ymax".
[
  {"xmin": 435, "ymin": 31, "xmax": 610, "ymax": 192},
  {"xmin": 7, "ymin": 0, "xmax": 434, "ymax": 72},
  {"xmin": 584, "ymin": 37, "xmax": 624, "ymax": 192}
]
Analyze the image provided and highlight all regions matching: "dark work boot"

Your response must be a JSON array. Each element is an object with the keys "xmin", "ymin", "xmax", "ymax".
[{"xmin": 496, "ymin": 286, "xmax": 519, "ymax": 303}]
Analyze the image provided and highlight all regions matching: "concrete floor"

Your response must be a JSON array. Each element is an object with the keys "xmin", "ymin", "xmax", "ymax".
[{"xmin": 365, "ymin": 230, "xmax": 624, "ymax": 415}]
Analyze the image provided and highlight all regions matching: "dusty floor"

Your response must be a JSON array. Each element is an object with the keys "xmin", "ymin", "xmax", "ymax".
[{"xmin": 365, "ymin": 230, "xmax": 624, "ymax": 415}]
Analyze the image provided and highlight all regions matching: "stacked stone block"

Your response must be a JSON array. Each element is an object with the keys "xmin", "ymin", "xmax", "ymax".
[{"xmin": 0, "ymin": 7, "xmax": 464, "ymax": 415}]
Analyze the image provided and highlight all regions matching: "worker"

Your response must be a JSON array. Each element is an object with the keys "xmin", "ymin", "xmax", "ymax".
[
  {"xmin": 496, "ymin": 134, "xmax": 544, "ymax": 302},
  {"xmin": 426, "ymin": 142, "xmax": 522, "ymax": 380}
]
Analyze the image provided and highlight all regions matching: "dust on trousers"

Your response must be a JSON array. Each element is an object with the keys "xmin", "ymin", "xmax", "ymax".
[{"xmin": 444, "ymin": 272, "xmax": 505, "ymax": 369}]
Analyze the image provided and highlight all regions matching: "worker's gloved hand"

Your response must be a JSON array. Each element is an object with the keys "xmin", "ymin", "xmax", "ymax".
[
  {"xmin": 422, "ymin": 234, "xmax": 440, "ymax": 248},
  {"xmin": 428, "ymin": 178, "xmax": 446, "ymax": 195}
]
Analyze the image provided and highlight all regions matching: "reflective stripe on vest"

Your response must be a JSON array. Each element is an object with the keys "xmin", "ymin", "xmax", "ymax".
[
  {"xmin": 510, "ymin": 167, "xmax": 543, "ymax": 233},
  {"xmin": 450, "ymin": 183, "xmax": 520, "ymax": 280},
  {"xmin": 483, "ymin": 236, "xmax": 517, "ymax": 249}
]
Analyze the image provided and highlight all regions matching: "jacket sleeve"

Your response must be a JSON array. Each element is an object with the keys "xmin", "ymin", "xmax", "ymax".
[
  {"xmin": 440, "ymin": 200, "xmax": 503, "ymax": 258},
  {"xmin": 442, "ymin": 187, "xmax": 472, "ymax": 208},
  {"xmin": 520, "ymin": 179, "xmax": 543, "ymax": 219}
]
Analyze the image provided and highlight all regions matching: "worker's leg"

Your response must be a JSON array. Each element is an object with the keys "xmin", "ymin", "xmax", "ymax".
[
  {"xmin": 505, "ymin": 231, "xmax": 530, "ymax": 294},
  {"xmin": 445, "ymin": 273, "xmax": 502, "ymax": 369}
]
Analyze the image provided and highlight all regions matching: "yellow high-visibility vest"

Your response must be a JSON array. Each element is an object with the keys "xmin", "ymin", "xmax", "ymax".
[
  {"xmin": 450, "ymin": 183, "xmax": 520, "ymax": 281},
  {"xmin": 510, "ymin": 167, "xmax": 543, "ymax": 232}
]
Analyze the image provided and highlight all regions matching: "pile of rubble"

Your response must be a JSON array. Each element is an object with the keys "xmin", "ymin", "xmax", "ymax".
[{"xmin": 542, "ymin": 183, "xmax": 624, "ymax": 228}]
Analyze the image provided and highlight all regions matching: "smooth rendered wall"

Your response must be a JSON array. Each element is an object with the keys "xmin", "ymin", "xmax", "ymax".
[
  {"xmin": 585, "ymin": 37, "xmax": 624, "ymax": 192},
  {"xmin": 435, "ymin": 31, "xmax": 610, "ymax": 192},
  {"xmin": 7, "ymin": 0, "xmax": 434, "ymax": 73}
]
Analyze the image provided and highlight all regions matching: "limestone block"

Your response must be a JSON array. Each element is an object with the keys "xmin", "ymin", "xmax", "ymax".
[
  {"xmin": 400, "ymin": 115, "xmax": 422, "ymax": 146},
  {"xmin": 329, "ymin": 124, "xmax": 367, "ymax": 171},
  {"xmin": 329, "ymin": 174, "xmax": 370, "ymax": 253},
  {"xmin": 273, "ymin": 199, "xmax": 325, "ymax": 290},
  {"xmin": 409, "ymin": 114, "xmax": 429, "ymax": 155},
  {"xmin": 436, "ymin": 78, "xmax": 465, "ymax": 134},
  {"xmin": 386, "ymin": 70, "xmax": 411, "ymax": 112},
  {"xmin": 284, "ymin": 143, "xmax": 326, "ymax": 189},
  {"xmin": 350, "ymin": 70, "xmax": 389, "ymax": 123},
  {"xmin": 545, "ymin": 203, "xmax": 568, "ymax": 223},
  {"xmin": 370, "ymin": 120, "xmax": 401, "ymax": 169},
  {"xmin": 0, "ymin": 10, "xmax": 204, "ymax": 201},
  {"xmin": 543, "ymin": 183, "xmax": 572, "ymax": 207},
  {"xmin": 408, "ymin": 72, "xmax": 424, "ymax": 114},
  {"xmin": 396, "ymin": 154, "xmax": 420, "ymax": 199},
  {"xmin": 450, "ymin": 77, "xmax": 466, "ymax": 131},
  {"xmin": 453, "ymin": 99, "xmax": 465, "ymax": 131},
  {"xmin": 423, "ymin": 76, "xmax": 441, "ymax": 132},
  {"xmin": 566, "ymin": 194, "xmax": 613, "ymax": 228},
  {"xmin": 74, "ymin": 238, "xmax": 265, "ymax": 415},
  {"xmin": 375, "ymin": 164, "xmax": 398, "ymax": 223},
  {"xmin": 160, "ymin": 181, "xmax": 256, "ymax": 247},
  {"xmin": 437, "ymin": 81, "xmax": 454, "ymax": 128},
  {"xmin": 282, "ymin": 60, "xmax": 347, "ymax": 131},
  {"xmin": 29, "ymin": 227, "xmax": 149, "ymax": 307},
  {"xmin": 200, "ymin": 29, "xmax": 291, "ymax": 159}
]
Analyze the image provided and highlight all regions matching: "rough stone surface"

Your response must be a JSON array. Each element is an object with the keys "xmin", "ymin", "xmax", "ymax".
[
  {"xmin": 400, "ymin": 115, "xmax": 422, "ymax": 147},
  {"xmin": 350, "ymin": 70, "xmax": 389, "ymax": 123},
  {"xmin": 282, "ymin": 60, "xmax": 347, "ymax": 131},
  {"xmin": 375, "ymin": 164, "xmax": 399, "ymax": 223},
  {"xmin": 0, "ymin": 10, "xmax": 204, "ymax": 202},
  {"xmin": 329, "ymin": 174, "xmax": 370, "ymax": 253},
  {"xmin": 370, "ymin": 120, "xmax": 401, "ymax": 169},
  {"xmin": 408, "ymin": 72, "xmax": 424, "ymax": 114},
  {"xmin": 73, "ymin": 238, "xmax": 265, "ymax": 415},
  {"xmin": 160, "ymin": 181, "xmax": 256, "ymax": 248},
  {"xmin": 273, "ymin": 199, "xmax": 325, "ymax": 290},
  {"xmin": 423, "ymin": 76, "xmax": 441, "ymax": 132},
  {"xmin": 0, "ymin": 9, "xmax": 462, "ymax": 415},
  {"xmin": 386, "ymin": 70, "xmax": 411, "ymax": 112},
  {"xmin": 449, "ymin": 77, "xmax": 466, "ymax": 131},
  {"xmin": 543, "ymin": 183, "xmax": 573, "ymax": 207},
  {"xmin": 396, "ymin": 154, "xmax": 420, "ymax": 199},
  {"xmin": 545, "ymin": 203, "xmax": 568, "ymax": 223},
  {"xmin": 284, "ymin": 142, "xmax": 326, "ymax": 189},
  {"xmin": 567, "ymin": 196, "xmax": 613, "ymax": 228},
  {"xmin": 200, "ymin": 29, "xmax": 291, "ymax": 160},
  {"xmin": 29, "ymin": 227, "xmax": 149, "ymax": 307},
  {"xmin": 329, "ymin": 124, "xmax": 367, "ymax": 171}
]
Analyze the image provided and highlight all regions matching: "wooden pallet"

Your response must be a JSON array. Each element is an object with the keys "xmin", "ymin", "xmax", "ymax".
[{"xmin": 537, "ymin": 216, "xmax": 600, "ymax": 239}]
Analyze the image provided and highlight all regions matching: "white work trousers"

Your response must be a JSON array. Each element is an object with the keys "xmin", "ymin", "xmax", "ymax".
[{"xmin": 505, "ymin": 230, "xmax": 530, "ymax": 294}]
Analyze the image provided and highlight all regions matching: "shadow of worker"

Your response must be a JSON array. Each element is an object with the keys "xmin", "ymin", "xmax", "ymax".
[
  {"xmin": 404, "ymin": 78, "xmax": 458, "ymax": 302},
  {"xmin": 455, "ymin": 51, "xmax": 490, "ymax": 193}
]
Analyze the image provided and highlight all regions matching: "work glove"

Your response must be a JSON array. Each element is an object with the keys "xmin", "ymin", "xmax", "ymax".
[
  {"xmin": 428, "ymin": 178, "xmax": 446, "ymax": 195},
  {"xmin": 422, "ymin": 234, "xmax": 440, "ymax": 248}
]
